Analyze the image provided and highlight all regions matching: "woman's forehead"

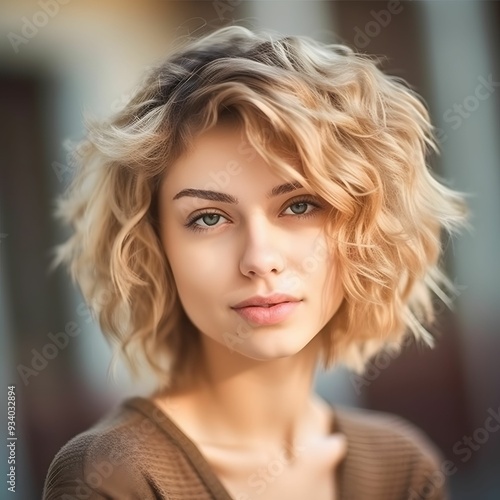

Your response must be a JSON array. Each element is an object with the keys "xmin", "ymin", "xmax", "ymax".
[{"xmin": 165, "ymin": 121, "xmax": 304, "ymax": 183}]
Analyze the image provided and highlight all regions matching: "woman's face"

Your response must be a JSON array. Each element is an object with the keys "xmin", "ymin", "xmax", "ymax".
[{"xmin": 158, "ymin": 121, "xmax": 343, "ymax": 361}]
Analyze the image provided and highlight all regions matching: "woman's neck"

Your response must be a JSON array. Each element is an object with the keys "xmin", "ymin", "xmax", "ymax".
[{"xmin": 153, "ymin": 333, "xmax": 331, "ymax": 454}]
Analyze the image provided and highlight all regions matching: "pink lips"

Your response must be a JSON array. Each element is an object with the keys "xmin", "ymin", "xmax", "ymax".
[{"xmin": 231, "ymin": 294, "xmax": 301, "ymax": 326}]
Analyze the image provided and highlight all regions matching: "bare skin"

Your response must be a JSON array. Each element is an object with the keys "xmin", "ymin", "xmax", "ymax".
[
  {"xmin": 153, "ymin": 336, "xmax": 347, "ymax": 500},
  {"xmin": 153, "ymin": 122, "xmax": 347, "ymax": 499}
]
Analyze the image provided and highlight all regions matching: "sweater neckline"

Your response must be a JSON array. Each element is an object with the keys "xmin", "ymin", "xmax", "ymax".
[
  {"xmin": 123, "ymin": 395, "xmax": 345, "ymax": 500},
  {"xmin": 124, "ymin": 396, "xmax": 235, "ymax": 499}
]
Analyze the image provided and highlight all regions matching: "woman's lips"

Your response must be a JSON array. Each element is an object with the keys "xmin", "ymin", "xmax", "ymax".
[{"xmin": 232, "ymin": 301, "xmax": 301, "ymax": 326}]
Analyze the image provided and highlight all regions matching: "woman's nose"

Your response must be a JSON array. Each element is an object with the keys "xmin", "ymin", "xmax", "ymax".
[{"xmin": 239, "ymin": 217, "xmax": 285, "ymax": 278}]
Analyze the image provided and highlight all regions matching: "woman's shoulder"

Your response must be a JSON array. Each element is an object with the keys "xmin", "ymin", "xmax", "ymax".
[
  {"xmin": 333, "ymin": 405, "xmax": 447, "ymax": 499},
  {"xmin": 42, "ymin": 397, "xmax": 185, "ymax": 499}
]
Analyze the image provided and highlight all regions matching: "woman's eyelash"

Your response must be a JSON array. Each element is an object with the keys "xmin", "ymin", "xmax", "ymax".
[
  {"xmin": 280, "ymin": 196, "xmax": 324, "ymax": 217},
  {"xmin": 184, "ymin": 210, "xmax": 228, "ymax": 232},
  {"xmin": 184, "ymin": 195, "xmax": 324, "ymax": 233}
]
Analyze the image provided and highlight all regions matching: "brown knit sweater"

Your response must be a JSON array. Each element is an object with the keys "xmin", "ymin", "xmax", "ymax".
[{"xmin": 43, "ymin": 397, "xmax": 447, "ymax": 499}]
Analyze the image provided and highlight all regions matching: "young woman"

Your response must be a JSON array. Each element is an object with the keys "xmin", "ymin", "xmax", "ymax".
[{"xmin": 43, "ymin": 26, "xmax": 467, "ymax": 500}]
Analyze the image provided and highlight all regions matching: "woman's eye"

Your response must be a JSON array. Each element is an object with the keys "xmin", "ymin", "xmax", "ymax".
[
  {"xmin": 186, "ymin": 212, "xmax": 228, "ymax": 231},
  {"xmin": 198, "ymin": 213, "xmax": 222, "ymax": 226},
  {"xmin": 285, "ymin": 202, "xmax": 310, "ymax": 215},
  {"xmin": 282, "ymin": 199, "xmax": 320, "ymax": 217}
]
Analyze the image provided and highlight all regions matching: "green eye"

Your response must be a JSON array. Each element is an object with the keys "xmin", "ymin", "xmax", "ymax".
[
  {"xmin": 289, "ymin": 202, "xmax": 309, "ymax": 215},
  {"xmin": 282, "ymin": 196, "xmax": 322, "ymax": 217},
  {"xmin": 185, "ymin": 211, "xmax": 228, "ymax": 232},
  {"xmin": 200, "ymin": 214, "xmax": 221, "ymax": 226}
]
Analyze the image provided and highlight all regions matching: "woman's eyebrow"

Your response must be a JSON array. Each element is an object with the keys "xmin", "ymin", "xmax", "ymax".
[
  {"xmin": 172, "ymin": 188, "xmax": 236, "ymax": 203},
  {"xmin": 172, "ymin": 181, "xmax": 303, "ymax": 203}
]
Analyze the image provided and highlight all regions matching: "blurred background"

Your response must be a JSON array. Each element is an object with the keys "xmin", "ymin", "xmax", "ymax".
[{"xmin": 1, "ymin": 1, "xmax": 499, "ymax": 498}]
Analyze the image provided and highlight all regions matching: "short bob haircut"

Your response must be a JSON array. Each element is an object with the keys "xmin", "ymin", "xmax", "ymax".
[{"xmin": 55, "ymin": 26, "xmax": 467, "ymax": 390}]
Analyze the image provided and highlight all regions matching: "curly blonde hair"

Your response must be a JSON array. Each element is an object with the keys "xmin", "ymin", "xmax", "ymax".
[{"xmin": 55, "ymin": 25, "xmax": 467, "ymax": 389}]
